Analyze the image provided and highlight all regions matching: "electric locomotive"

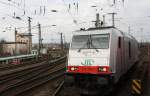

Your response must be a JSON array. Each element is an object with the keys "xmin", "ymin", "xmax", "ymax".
[{"xmin": 65, "ymin": 26, "xmax": 138, "ymax": 94}]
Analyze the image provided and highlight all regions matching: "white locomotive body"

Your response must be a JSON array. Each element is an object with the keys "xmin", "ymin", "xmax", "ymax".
[{"xmin": 66, "ymin": 27, "xmax": 138, "ymax": 86}]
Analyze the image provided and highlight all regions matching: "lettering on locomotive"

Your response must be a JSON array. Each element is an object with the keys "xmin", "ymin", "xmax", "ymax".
[{"xmin": 81, "ymin": 59, "xmax": 95, "ymax": 66}]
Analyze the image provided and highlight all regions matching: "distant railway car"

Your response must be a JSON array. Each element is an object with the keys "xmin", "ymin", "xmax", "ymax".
[
  {"xmin": 11, "ymin": 58, "xmax": 21, "ymax": 65},
  {"xmin": 65, "ymin": 27, "xmax": 138, "ymax": 88}
]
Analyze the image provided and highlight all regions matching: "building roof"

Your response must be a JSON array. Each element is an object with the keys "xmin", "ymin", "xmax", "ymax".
[
  {"xmin": 0, "ymin": 42, "xmax": 27, "ymax": 44},
  {"xmin": 18, "ymin": 33, "xmax": 33, "ymax": 37}
]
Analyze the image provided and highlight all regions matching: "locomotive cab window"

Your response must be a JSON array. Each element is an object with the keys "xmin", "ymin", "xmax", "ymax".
[
  {"xmin": 91, "ymin": 34, "xmax": 110, "ymax": 49},
  {"xmin": 71, "ymin": 34, "xmax": 109, "ymax": 49},
  {"xmin": 71, "ymin": 35, "xmax": 89, "ymax": 49}
]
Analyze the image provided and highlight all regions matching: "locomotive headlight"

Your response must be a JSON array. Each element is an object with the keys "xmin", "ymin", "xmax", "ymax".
[
  {"xmin": 99, "ymin": 67, "xmax": 107, "ymax": 72},
  {"xmin": 70, "ymin": 67, "xmax": 78, "ymax": 71},
  {"xmin": 71, "ymin": 67, "xmax": 75, "ymax": 71},
  {"xmin": 103, "ymin": 68, "xmax": 107, "ymax": 72}
]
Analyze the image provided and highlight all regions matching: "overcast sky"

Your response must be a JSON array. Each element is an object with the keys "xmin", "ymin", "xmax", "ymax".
[{"xmin": 0, "ymin": 0, "xmax": 150, "ymax": 43}]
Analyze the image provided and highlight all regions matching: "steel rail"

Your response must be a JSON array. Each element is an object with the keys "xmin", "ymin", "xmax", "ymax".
[
  {"xmin": 0, "ymin": 65, "xmax": 65, "ymax": 96},
  {"xmin": 0, "ymin": 56, "xmax": 66, "ymax": 96},
  {"xmin": 0, "ymin": 63, "xmax": 49, "ymax": 84},
  {"xmin": 52, "ymin": 81, "xmax": 64, "ymax": 96}
]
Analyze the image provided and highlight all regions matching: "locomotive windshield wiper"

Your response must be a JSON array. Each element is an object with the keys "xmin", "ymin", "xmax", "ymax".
[
  {"xmin": 77, "ymin": 40, "xmax": 89, "ymax": 52},
  {"xmin": 90, "ymin": 35, "xmax": 99, "ymax": 52},
  {"xmin": 90, "ymin": 41, "xmax": 99, "ymax": 52}
]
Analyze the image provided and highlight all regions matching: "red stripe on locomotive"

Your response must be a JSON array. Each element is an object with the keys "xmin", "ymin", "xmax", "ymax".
[{"xmin": 67, "ymin": 66, "xmax": 112, "ymax": 74}]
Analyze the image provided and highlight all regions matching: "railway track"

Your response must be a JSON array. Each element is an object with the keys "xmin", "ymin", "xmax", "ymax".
[
  {"xmin": 52, "ymin": 81, "xmax": 65, "ymax": 96},
  {"xmin": 0, "ymin": 56, "xmax": 66, "ymax": 96}
]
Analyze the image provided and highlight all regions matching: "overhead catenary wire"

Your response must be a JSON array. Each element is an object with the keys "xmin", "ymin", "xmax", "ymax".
[
  {"xmin": 0, "ymin": 0, "xmax": 47, "ymax": 19},
  {"xmin": 0, "ymin": 15, "xmax": 27, "ymax": 30},
  {"xmin": 0, "ymin": 0, "xmax": 50, "ymax": 34},
  {"xmin": 61, "ymin": 0, "xmax": 79, "ymax": 26},
  {"xmin": 0, "ymin": 1, "xmax": 16, "ymax": 7},
  {"xmin": 0, "ymin": 1, "xmax": 27, "ymax": 19},
  {"xmin": 0, "ymin": 0, "xmax": 25, "ymax": 11},
  {"xmin": 0, "ymin": 0, "xmax": 79, "ymax": 29}
]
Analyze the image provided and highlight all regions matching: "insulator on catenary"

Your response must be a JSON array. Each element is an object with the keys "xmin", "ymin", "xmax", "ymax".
[
  {"xmin": 44, "ymin": 6, "xmax": 46, "ymax": 15},
  {"xmin": 34, "ymin": 10, "xmax": 36, "ymax": 15},
  {"xmin": 69, "ymin": 4, "xmax": 71, "ymax": 11}
]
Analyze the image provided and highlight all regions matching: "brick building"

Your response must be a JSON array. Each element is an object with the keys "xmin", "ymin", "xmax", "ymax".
[
  {"xmin": 0, "ymin": 42, "xmax": 27, "ymax": 57},
  {"xmin": 16, "ymin": 33, "xmax": 32, "ymax": 53}
]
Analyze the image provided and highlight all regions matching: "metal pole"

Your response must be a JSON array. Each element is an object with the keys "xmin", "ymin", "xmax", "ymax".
[
  {"xmin": 60, "ymin": 33, "xmax": 63, "ymax": 50},
  {"xmin": 103, "ymin": 15, "xmax": 106, "ymax": 27},
  {"xmin": 140, "ymin": 28, "xmax": 143, "ymax": 44},
  {"xmin": 108, "ymin": 12, "xmax": 117, "ymax": 27},
  {"xmin": 15, "ymin": 28, "xmax": 17, "ymax": 55},
  {"xmin": 38, "ymin": 23, "xmax": 42, "ymax": 56},
  {"xmin": 28, "ymin": 17, "xmax": 32, "ymax": 54},
  {"xmin": 148, "ymin": 43, "xmax": 150, "ymax": 56}
]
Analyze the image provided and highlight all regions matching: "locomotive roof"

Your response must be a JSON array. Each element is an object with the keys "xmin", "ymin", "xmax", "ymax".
[
  {"xmin": 77, "ymin": 26, "xmax": 114, "ymax": 32},
  {"xmin": 87, "ymin": 26, "xmax": 115, "ymax": 31},
  {"xmin": 74, "ymin": 26, "xmax": 137, "ymax": 41},
  {"xmin": 74, "ymin": 26, "xmax": 118, "ymax": 35}
]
